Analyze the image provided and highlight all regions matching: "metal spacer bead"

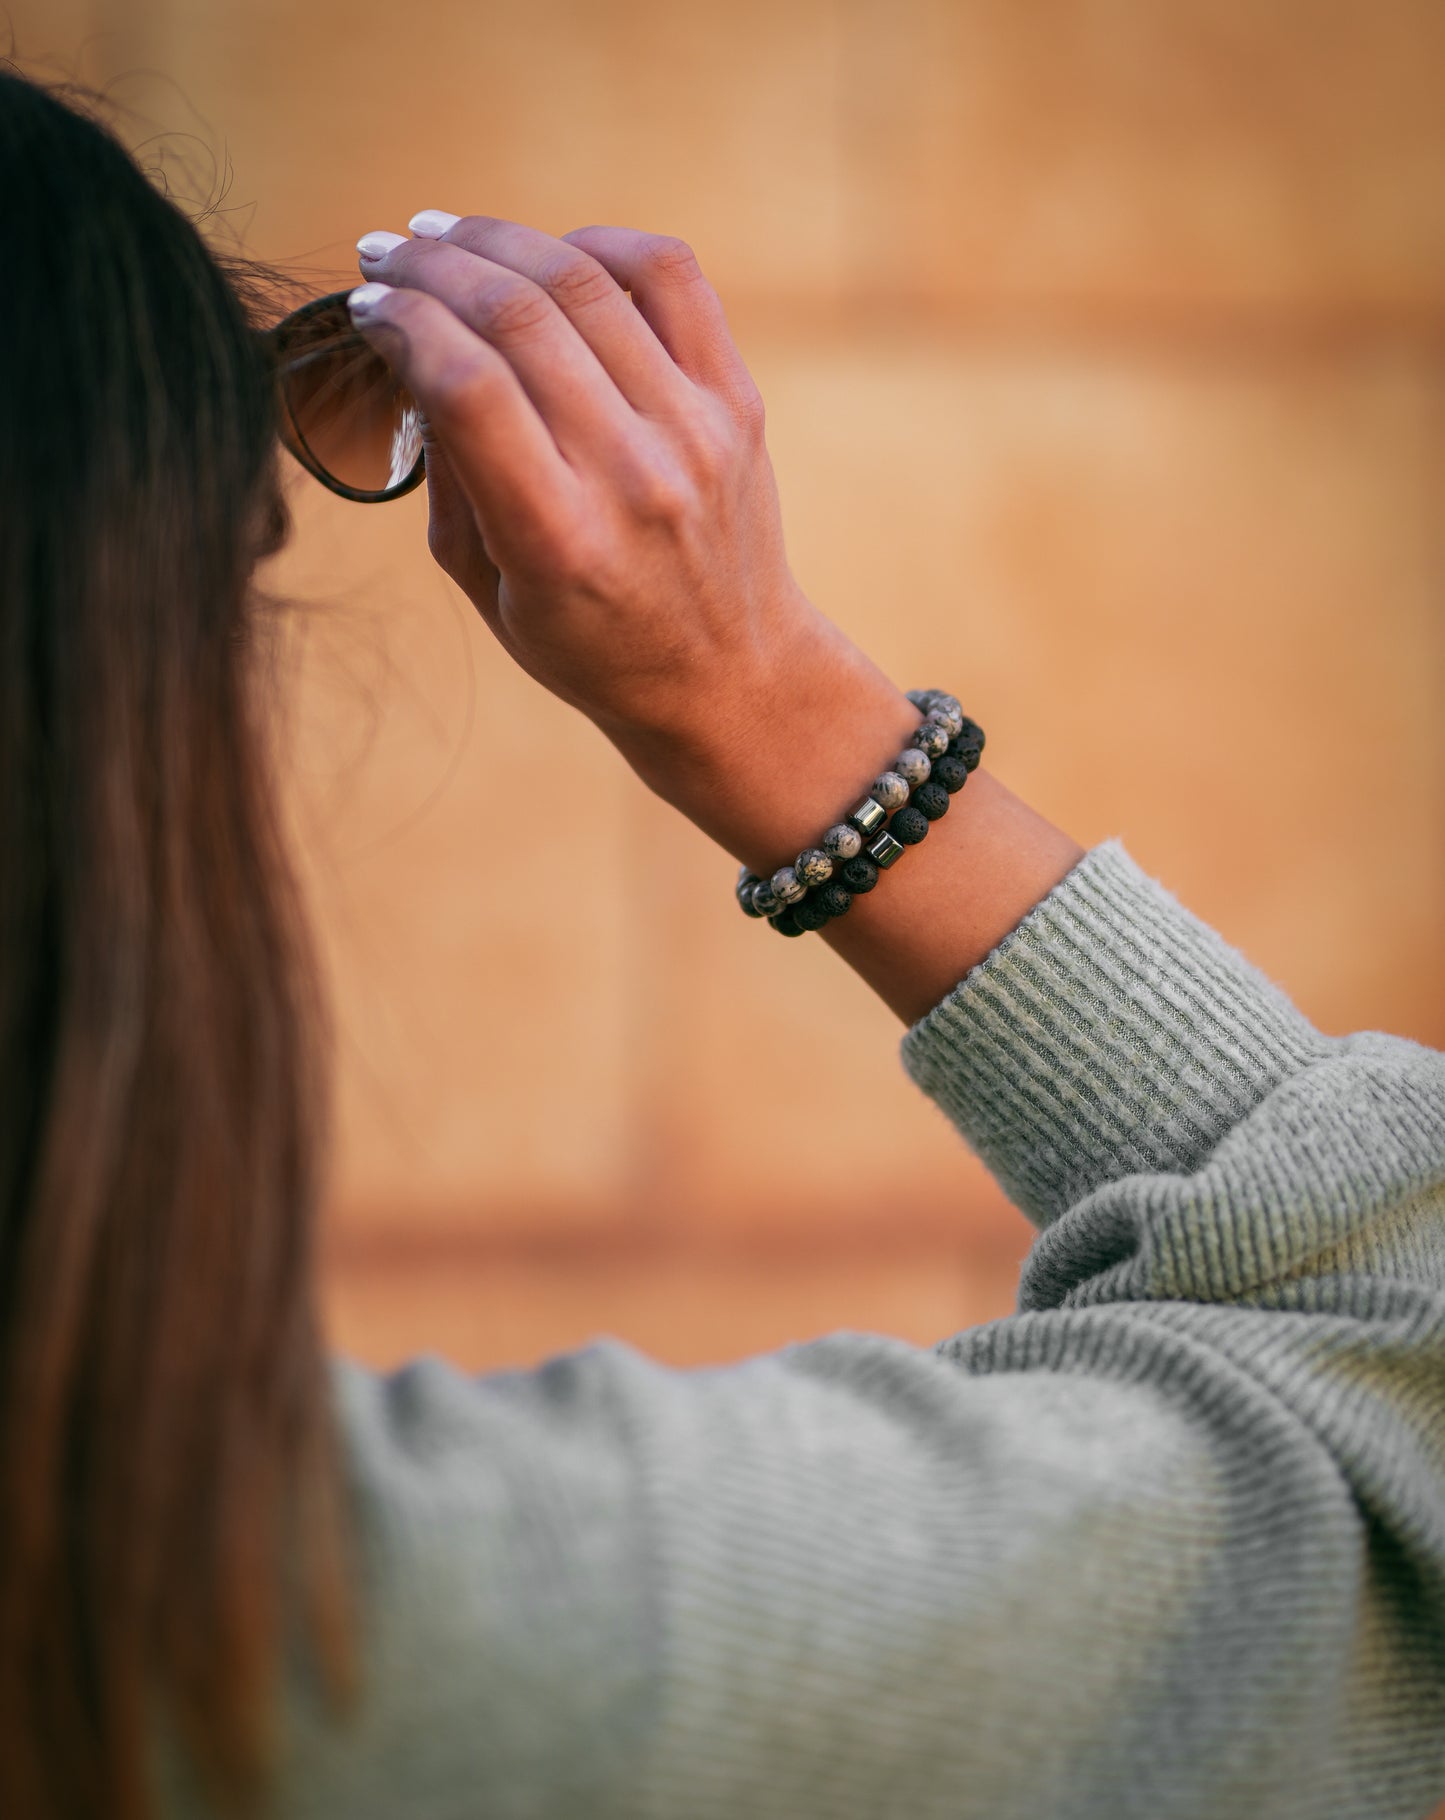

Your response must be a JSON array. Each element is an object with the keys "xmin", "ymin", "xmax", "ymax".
[
  {"xmin": 846, "ymin": 796, "xmax": 887, "ymax": 838},
  {"xmin": 866, "ymin": 829, "xmax": 905, "ymax": 869}
]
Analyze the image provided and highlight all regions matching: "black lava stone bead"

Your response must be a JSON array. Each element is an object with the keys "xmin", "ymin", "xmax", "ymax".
[
  {"xmin": 948, "ymin": 734, "xmax": 983, "ymax": 773},
  {"xmin": 840, "ymin": 855, "xmax": 880, "ymax": 894},
  {"xmin": 956, "ymin": 715, "xmax": 986, "ymax": 750},
  {"xmin": 913, "ymin": 781, "xmax": 950, "ymax": 821},
  {"xmin": 770, "ymin": 907, "xmax": 805, "ymax": 936},
  {"xmin": 890, "ymin": 805, "xmax": 929, "ymax": 845},
  {"xmin": 815, "ymin": 882, "xmax": 852, "ymax": 919},
  {"xmin": 792, "ymin": 897, "xmax": 831, "ymax": 932},
  {"xmin": 930, "ymin": 754, "xmax": 969, "ymax": 794}
]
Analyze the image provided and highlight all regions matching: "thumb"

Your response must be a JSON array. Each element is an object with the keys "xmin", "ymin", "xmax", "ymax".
[{"xmin": 419, "ymin": 426, "xmax": 498, "ymax": 605}]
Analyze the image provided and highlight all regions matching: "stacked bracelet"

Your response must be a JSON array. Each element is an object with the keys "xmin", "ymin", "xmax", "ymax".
[{"xmin": 734, "ymin": 690, "xmax": 985, "ymax": 937}]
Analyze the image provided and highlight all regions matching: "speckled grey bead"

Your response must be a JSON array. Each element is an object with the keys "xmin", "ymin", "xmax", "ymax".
[
  {"xmin": 770, "ymin": 865, "xmax": 807, "ymax": 906},
  {"xmin": 866, "ymin": 829, "xmax": 905, "ymax": 869},
  {"xmin": 909, "ymin": 687, "xmax": 960, "ymax": 714},
  {"xmin": 822, "ymin": 822, "xmax": 863, "ymax": 861},
  {"xmin": 736, "ymin": 873, "xmax": 766, "ymax": 916},
  {"xmin": 893, "ymin": 747, "xmax": 932, "ymax": 788},
  {"xmin": 751, "ymin": 877, "xmax": 780, "ymax": 916},
  {"xmin": 928, "ymin": 703, "xmax": 964, "ymax": 740},
  {"xmin": 868, "ymin": 771, "xmax": 910, "ymax": 812},
  {"xmin": 795, "ymin": 848, "xmax": 833, "ymax": 888},
  {"xmin": 847, "ymin": 797, "xmax": 887, "ymax": 838},
  {"xmin": 909, "ymin": 721, "xmax": 950, "ymax": 759}
]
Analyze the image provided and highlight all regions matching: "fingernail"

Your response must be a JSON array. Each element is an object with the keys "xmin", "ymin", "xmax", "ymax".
[
  {"xmin": 357, "ymin": 229, "xmax": 408, "ymax": 261},
  {"xmin": 409, "ymin": 209, "xmax": 461, "ymax": 238},
  {"xmin": 347, "ymin": 282, "xmax": 394, "ymax": 317}
]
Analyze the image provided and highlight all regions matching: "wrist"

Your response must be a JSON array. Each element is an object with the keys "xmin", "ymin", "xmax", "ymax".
[
  {"xmin": 603, "ymin": 609, "xmax": 919, "ymax": 873},
  {"xmin": 598, "ymin": 605, "xmax": 1087, "ymax": 1026}
]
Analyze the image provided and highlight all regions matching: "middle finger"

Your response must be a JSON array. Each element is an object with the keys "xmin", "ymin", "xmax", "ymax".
[
  {"xmin": 407, "ymin": 212, "xmax": 700, "ymax": 420},
  {"xmin": 359, "ymin": 233, "xmax": 636, "ymax": 464}
]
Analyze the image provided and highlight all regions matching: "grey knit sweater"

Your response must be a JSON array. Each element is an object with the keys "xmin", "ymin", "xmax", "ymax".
[{"xmin": 166, "ymin": 840, "xmax": 1445, "ymax": 1818}]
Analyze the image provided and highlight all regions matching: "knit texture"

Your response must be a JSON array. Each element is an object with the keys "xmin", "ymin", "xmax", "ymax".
[{"xmin": 159, "ymin": 840, "xmax": 1445, "ymax": 1819}]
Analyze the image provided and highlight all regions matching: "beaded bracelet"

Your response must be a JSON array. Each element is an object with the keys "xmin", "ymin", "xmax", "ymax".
[{"xmin": 734, "ymin": 691, "xmax": 985, "ymax": 937}]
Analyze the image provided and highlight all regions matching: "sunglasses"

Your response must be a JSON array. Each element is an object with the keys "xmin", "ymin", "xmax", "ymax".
[{"xmin": 263, "ymin": 289, "xmax": 426, "ymax": 503}]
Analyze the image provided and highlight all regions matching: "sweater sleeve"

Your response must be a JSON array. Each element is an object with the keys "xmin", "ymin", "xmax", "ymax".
[{"xmin": 255, "ymin": 841, "xmax": 1445, "ymax": 1820}]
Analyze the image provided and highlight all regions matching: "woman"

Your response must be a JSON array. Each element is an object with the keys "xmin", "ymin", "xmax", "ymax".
[{"xmin": 2, "ymin": 64, "xmax": 1442, "ymax": 1820}]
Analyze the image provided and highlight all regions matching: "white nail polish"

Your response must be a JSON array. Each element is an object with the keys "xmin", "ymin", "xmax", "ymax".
[
  {"xmin": 409, "ymin": 209, "xmax": 461, "ymax": 238},
  {"xmin": 357, "ymin": 229, "xmax": 408, "ymax": 260},
  {"xmin": 347, "ymin": 282, "xmax": 394, "ymax": 316}
]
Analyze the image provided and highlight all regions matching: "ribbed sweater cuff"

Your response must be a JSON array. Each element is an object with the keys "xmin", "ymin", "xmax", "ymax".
[{"xmin": 898, "ymin": 838, "xmax": 1328, "ymax": 1229}]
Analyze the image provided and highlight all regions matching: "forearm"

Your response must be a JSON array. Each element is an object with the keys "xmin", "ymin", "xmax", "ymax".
[
  {"xmin": 827, "ymin": 768, "xmax": 1085, "ymax": 1028},
  {"xmin": 601, "ymin": 603, "xmax": 1085, "ymax": 1028}
]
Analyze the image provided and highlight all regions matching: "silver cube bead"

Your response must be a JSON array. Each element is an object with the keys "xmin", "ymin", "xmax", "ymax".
[
  {"xmin": 866, "ymin": 829, "xmax": 905, "ymax": 870},
  {"xmin": 837, "ymin": 797, "xmax": 884, "ymax": 837},
  {"xmin": 847, "ymin": 796, "xmax": 887, "ymax": 838}
]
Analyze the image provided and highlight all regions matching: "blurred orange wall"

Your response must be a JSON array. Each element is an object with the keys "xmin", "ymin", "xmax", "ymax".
[{"xmin": 13, "ymin": 0, "xmax": 1445, "ymax": 1371}]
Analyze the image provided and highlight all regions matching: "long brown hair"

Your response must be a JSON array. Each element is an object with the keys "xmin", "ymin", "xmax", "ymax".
[{"xmin": 0, "ymin": 64, "xmax": 355, "ymax": 1818}]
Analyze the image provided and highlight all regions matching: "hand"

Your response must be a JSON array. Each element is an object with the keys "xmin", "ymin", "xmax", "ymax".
[
  {"xmin": 351, "ymin": 213, "xmax": 1084, "ymax": 1024},
  {"xmin": 350, "ymin": 214, "xmax": 849, "ymax": 770}
]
